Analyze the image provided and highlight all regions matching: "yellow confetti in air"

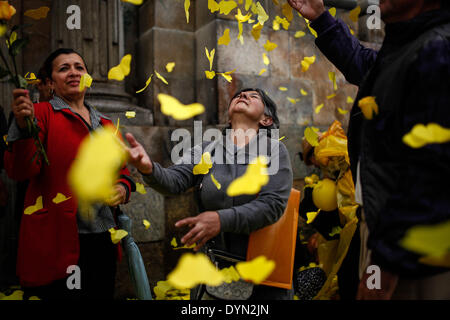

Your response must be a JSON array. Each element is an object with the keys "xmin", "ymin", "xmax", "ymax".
[
  {"xmin": 24, "ymin": 196, "xmax": 43, "ymax": 215},
  {"xmin": 208, "ymin": 0, "xmax": 220, "ymax": 13},
  {"xmin": 155, "ymin": 70, "xmax": 169, "ymax": 85},
  {"xmin": 287, "ymin": 97, "xmax": 300, "ymax": 104},
  {"xmin": 304, "ymin": 18, "xmax": 318, "ymax": 38},
  {"xmin": 301, "ymin": 55, "xmax": 316, "ymax": 72},
  {"xmin": 184, "ymin": 0, "xmax": 190, "ymax": 23},
  {"xmin": 349, "ymin": 27, "xmax": 355, "ymax": 35},
  {"xmin": 227, "ymin": 156, "xmax": 269, "ymax": 196},
  {"xmin": 217, "ymin": 69, "xmax": 235, "ymax": 83},
  {"xmin": 262, "ymin": 53, "xmax": 270, "ymax": 65},
  {"xmin": 211, "ymin": 174, "xmax": 221, "ymax": 190},
  {"xmin": 304, "ymin": 127, "xmax": 319, "ymax": 147},
  {"xmin": 327, "ymin": 93, "xmax": 337, "ymax": 100},
  {"xmin": 136, "ymin": 182, "xmax": 147, "ymax": 194},
  {"xmin": 218, "ymin": 28, "xmax": 231, "ymax": 45},
  {"xmin": 205, "ymin": 70, "xmax": 216, "ymax": 79},
  {"xmin": 315, "ymin": 103, "xmax": 324, "ymax": 114},
  {"xmin": 121, "ymin": 0, "xmax": 143, "ymax": 5},
  {"xmin": 245, "ymin": 0, "xmax": 253, "ymax": 11},
  {"xmin": 258, "ymin": 68, "xmax": 267, "ymax": 76},
  {"xmin": 125, "ymin": 111, "xmax": 136, "ymax": 119},
  {"xmin": 254, "ymin": 1, "xmax": 269, "ymax": 25},
  {"xmin": 218, "ymin": 0, "xmax": 238, "ymax": 15},
  {"xmin": 251, "ymin": 23, "xmax": 263, "ymax": 41},
  {"xmin": 109, "ymin": 228, "xmax": 128, "ymax": 244},
  {"xmin": 347, "ymin": 96, "xmax": 354, "ymax": 104},
  {"xmin": 24, "ymin": 6, "xmax": 50, "ymax": 20},
  {"xmin": 220, "ymin": 266, "xmax": 241, "ymax": 283},
  {"xmin": 235, "ymin": 9, "xmax": 252, "ymax": 44},
  {"xmin": 167, "ymin": 253, "xmax": 225, "ymax": 289},
  {"xmin": 401, "ymin": 220, "xmax": 450, "ymax": 258},
  {"xmin": 171, "ymin": 237, "xmax": 178, "ymax": 247},
  {"xmin": 205, "ymin": 47, "xmax": 215, "ymax": 71},
  {"xmin": 349, "ymin": 6, "xmax": 361, "ymax": 22},
  {"xmin": 402, "ymin": 123, "xmax": 450, "ymax": 149},
  {"xmin": 279, "ymin": 136, "xmax": 285, "ymax": 141},
  {"xmin": 358, "ymin": 96, "xmax": 379, "ymax": 120},
  {"xmin": 158, "ymin": 93, "xmax": 205, "ymax": 120},
  {"xmin": 263, "ymin": 39, "xmax": 278, "ymax": 52},
  {"xmin": 52, "ymin": 193, "xmax": 71, "ymax": 204},
  {"xmin": 143, "ymin": 219, "xmax": 151, "ymax": 230},
  {"xmin": 166, "ymin": 62, "xmax": 176, "ymax": 73},
  {"xmin": 329, "ymin": 226, "xmax": 342, "ymax": 237},
  {"xmin": 338, "ymin": 107, "xmax": 349, "ymax": 115},
  {"xmin": 279, "ymin": 86, "xmax": 288, "ymax": 91},
  {"xmin": 108, "ymin": 54, "xmax": 132, "ymax": 81},
  {"xmin": 328, "ymin": 71, "xmax": 337, "ymax": 91},
  {"xmin": 236, "ymin": 256, "xmax": 275, "ymax": 284},
  {"xmin": 193, "ymin": 152, "xmax": 213, "ymax": 175},
  {"xmin": 273, "ymin": 16, "xmax": 290, "ymax": 31},
  {"xmin": 136, "ymin": 74, "xmax": 153, "ymax": 93},
  {"xmin": 306, "ymin": 210, "xmax": 320, "ymax": 224},
  {"xmin": 329, "ymin": 7, "xmax": 336, "ymax": 17},
  {"xmin": 300, "ymin": 89, "xmax": 308, "ymax": 96},
  {"xmin": 294, "ymin": 30, "xmax": 306, "ymax": 38},
  {"xmin": 68, "ymin": 126, "xmax": 127, "ymax": 205},
  {"xmin": 281, "ymin": 2, "xmax": 293, "ymax": 21},
  {"xmin": 79, "ymin": 73, "xmax": 93, "ymax": 92},
  {"xmin": 24, "ymin": 72, "xmax": 40, "ymax": 85}
]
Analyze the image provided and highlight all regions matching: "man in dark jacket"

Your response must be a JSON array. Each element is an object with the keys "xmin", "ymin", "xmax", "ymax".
[{"xmin": 288, "ymin": 0, "xmax": 450, "ymax": 299}]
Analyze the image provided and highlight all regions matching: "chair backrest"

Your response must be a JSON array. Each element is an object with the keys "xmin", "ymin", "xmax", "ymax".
[{"xmin": 246, "ymin": 188, "xmax": 301, "ymax": 289}]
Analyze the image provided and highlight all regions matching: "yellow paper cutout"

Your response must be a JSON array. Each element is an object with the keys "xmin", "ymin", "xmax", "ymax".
[
  {"xmin": 300, "ymin": 89, "xmax": 308, "ymax": 96},
  {"xmin": 306, "ymin": 210, "xmax": 320, "ymax": 224},
  {"xmin": 109, "ymin": 228, "xmax": 128, "ymax": 244},
  {"xmin": 218, "ymin": 28, "xmax": 231, "ymax": 45},
  {"xmin": 301, "ymin": 55, "xmax": 316, "ymax": 72},
  {"xmin": 294, "ymin": 30, "xmax": 306, "ymax": 38},
  {"xmin": 235, "ymin": 9, "xmax": 252, "ymax": 44},
  {"xmin": 262, "ymin": 53, "xmax": 270, "ymax": 65},
  {"xmin": 281, "ymin": 2, "xmax": 293, "ymax": 21},
  {"xmin": 171, "ymin": 237, "xmax": 178, "ymax": 247},
  {"xmin": 52, "ymin": 193, "xmax": 71, "ymax": 204},
  {"xmin": 328, "ymin": 71, "xmax": 337, "ymax": 91},
  {"xmin": 184, "ymin": 0, "xmax": 190, "ymax": 23},
  {"xmin": 208, "ymin": 0, "xmax": 220, "ymax": 13},
  {"xmin": 211, "ymin": 174, "xmax": 221, "ymax": 190},
  {"xmin": 121, "ymin": 0, "xmax": 143, "ymax": 5},
  {"xmin": 136, "ymin": 182, "xmax": 147, "ymax": 194},
  {"xmin": 258, "ymin": 68, "xmax": 267, "ymax": 76},
  {"xmin": 155, "ymin": 70, "xmax": 169, "ymax": 85},
  {"xmin": 24, "ymin": 196, "xmax": 43, "ymax": 215},
  {"xmin": 68, "ymin": 127, "xmax": 127, "ymax": 205},
  {"xmin": 287, "ymin": 97, "xmax": 300, "ymax": 104},
  {"xmin": 220, "ymin": 266, "xmax": 241, "ymax": 283},
  {"xmin": 337, "ymin": 107, "xmax": 349, "ymax": 115},
  {"xmin": 279, "ymin": 136, "xmax": 286, "ymax": 141},
  {"xmin": 254, "ymin": 1, "xmax": 269, "ymax": 25},
  {"xmin": 24, "ymin": 72, "xmax": 40, "ymax": 85},
  {"xmin": 227, "ymin": 156, "xmax": 269, "ymax": 196},
  {"xmin": 217, "ymin": 69, "xmax": 235, "ymax": 83},
  {"xmin": 167, "ymin": 253, "xmax": 225, "ymax": 289},
  {"xmin": 236, "ymin": 256, "xmax": 275, "ymax": 284},
  {"xmin": 315, "ymin": 103, "xmax": 324, "ymax": 114},
  {"xmin": 136, "ymin": 74, "xmax": 153, "ymax": 93},
  {"xmin": 327, "ymin": 93, "xmax": 337, "ymax": 100},
  {"xmin": 263, "ymin": 39, "xmax": 278, "ymax": 52},
  {"xmin": 251, "ymin": 23, "xmax": 263, "ymax": 41},
  {"xmin": 205, "ymin": 70, "xmax": 216, "ymax": 79},
  {"xmin": 349, "ymin": 6, "xmax": 361, "ymax": 22},
  {"xmin": 193, "ymin": 152, "xmax": 213, "ymax": 175},
  {"xmin": 218, "ymin": 0, "xmax": 238, "ymax": 15},
  {"xmin": 358, "ymin": 96, "xmax": 379, "ymax": 120},
  {"xmin": 304, "ymin": 127, "xmax": 319, "ymax": 147},
  {"xmin": 158, "ymin": 93, "xmax": 205, "ymax": 120},
  {"xmin": 108, "ymin": 54, "xmax": 132, "ymax": 81},
  {"xmin": 347, "ymin": 96, "xmax": 354, "ymax": 104},
  {"xmin": 79, "ymin": 73, "xmax": 93, "ymax": 92},
  {"xmin": 205, "ymin": 47, "xmax": 215, "ymax": 71},
  {"xmin": 329, "ymin": 7, "xmax": 336, "ymax": 17},
  {"xmin": 401, "ymin": 220, "xmax": 450, "ymax": 258},
  {"xmin": 166, "ymin": 62, "xmax": 176, "ymax": 73},
  {"xmin": 245, "ymin": 0, "xmax": 253, "ymax": 11},
  {"xmin": 278, "ymin": 86, "xmax": 287, "ymax": 91},
  {"xmin": 402, "ymin": 123, "xmax": 450, "ymax": 149},
  {"xmin": 125, "ymin": 111, "xmax": 136, "ymax": 119},
  {"xmin": 143, "ymin": 219, "xmax": 151, "ymax": 230},
  {"xmin": 24, "ymin": 6, "xmax": 50, "ymax": 20}
]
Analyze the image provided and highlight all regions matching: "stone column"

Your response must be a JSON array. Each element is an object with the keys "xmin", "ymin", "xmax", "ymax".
[{"xmin": 50, "ymin": 0, "xmax": 152, "ymax": 126}]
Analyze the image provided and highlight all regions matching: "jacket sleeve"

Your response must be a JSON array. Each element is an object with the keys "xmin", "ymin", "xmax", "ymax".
[
  {"xmin": 4, "ymin": 104, "xmax": 48, "ymax": 181},
  {"xmin": 141, "ymin": 144, "xmax": 202, "ymax": 196},
  {"xmin": 217, "ymin": 142, "xmax": 293, "ymax": 234},
  {"xmin": 311, "ymin": 10, "xmax": 378, "ymax": 86},
  {"xmin": 369, "ymin": 37, "xmax": 450, "ymax": 275}
]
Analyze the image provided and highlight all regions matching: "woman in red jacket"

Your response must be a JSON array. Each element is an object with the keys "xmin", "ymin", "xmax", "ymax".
[{"xmin": 4, "ymin": 48, "xmax": 135, "ymax": 300}]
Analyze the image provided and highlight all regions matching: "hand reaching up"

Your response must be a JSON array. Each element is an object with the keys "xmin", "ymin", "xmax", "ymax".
[{"xmin": 287, "ymin": 0, "xmax": 326, "ymax": 20}]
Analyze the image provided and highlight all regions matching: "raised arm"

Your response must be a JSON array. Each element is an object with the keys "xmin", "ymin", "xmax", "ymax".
[{"xmin": 288, "ymin": 0, "xmax": 378, "ymax": 86}]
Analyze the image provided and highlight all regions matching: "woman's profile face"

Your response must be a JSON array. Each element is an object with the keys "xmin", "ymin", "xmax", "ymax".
[
  {"xmin": 50, "ymin": 53, "xmax": 87, "ymax": 98},
  {"xmin": 228, "ymin": 90, "xmax": 266, "ymax": 123}
]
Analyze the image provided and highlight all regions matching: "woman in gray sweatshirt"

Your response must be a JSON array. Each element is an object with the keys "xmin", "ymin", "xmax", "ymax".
[{"xmin": 125, "ymin": 88, "xmax": 293, "ymax": 300}]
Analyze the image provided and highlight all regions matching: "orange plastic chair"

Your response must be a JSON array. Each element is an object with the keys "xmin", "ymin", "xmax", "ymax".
[{"xmin": 246, "ymin": 188, "xmax": 301, "ymax": 289}]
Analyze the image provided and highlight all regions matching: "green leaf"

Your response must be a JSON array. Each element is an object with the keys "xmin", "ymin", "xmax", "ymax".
[
  {"xmin": 17, "ymin": 75, "xmax": 28, "ymax": 89},
  {"xmin": 9, "ymin": 38, "xmax": 29, "ymax": 57}
]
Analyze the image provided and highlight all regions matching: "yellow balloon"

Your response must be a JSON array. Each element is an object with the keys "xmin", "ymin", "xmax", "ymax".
[{"xmin": 312, "ymin": 178, "xmax": 338, "ymax": 211}]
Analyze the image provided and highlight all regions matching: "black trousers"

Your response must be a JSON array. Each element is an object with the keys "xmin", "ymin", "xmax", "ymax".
[{"xmin": 23, "ymin": 231, "xmax": 117, "ymax": 300}]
